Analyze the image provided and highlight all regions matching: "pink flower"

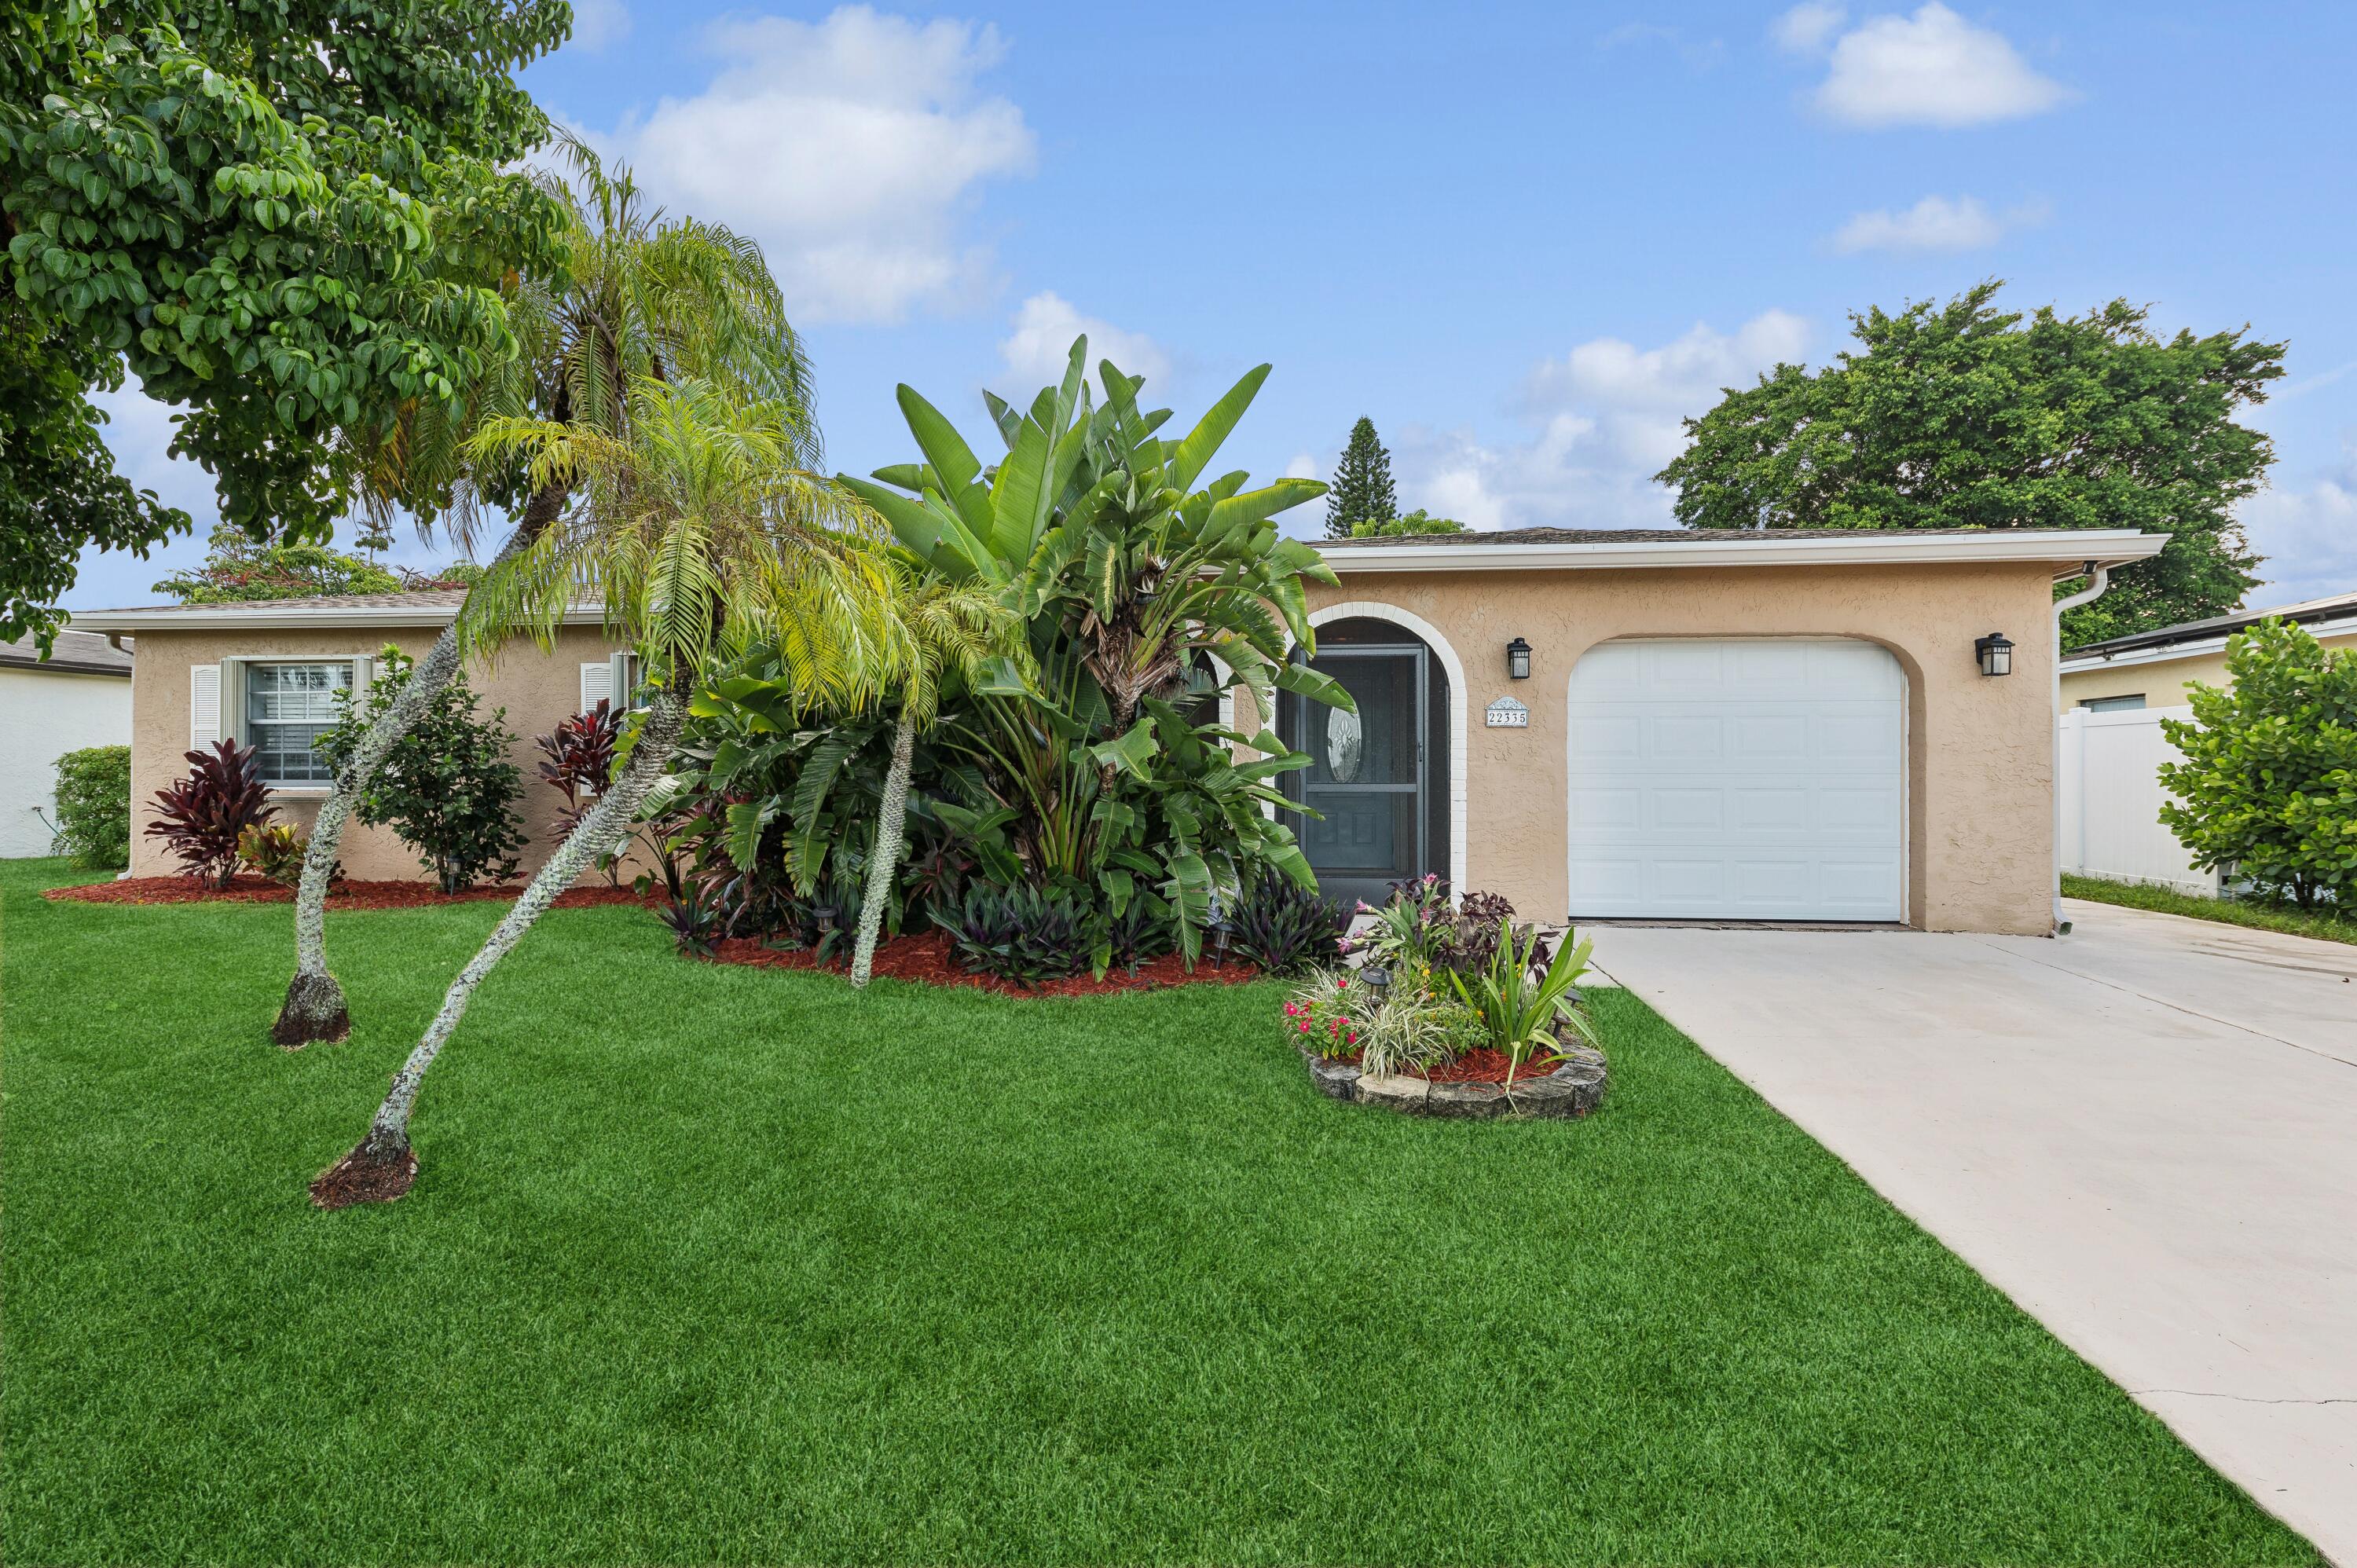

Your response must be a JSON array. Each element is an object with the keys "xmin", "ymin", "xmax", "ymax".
[
  {"xmin": 1329, "ymin": 1020, "xmax": 1340, "ymax": 1035},
  {"xmin": 1346, "ymin": 1030, "xmax": 1357, "ymax": 1045},
  {"xmin": 1297, "ymin": 1020, "xmax": 1311, "ymax": 1034},
  {"xmin": 1336, "ymin": 977, "xmax": 1347, "ymax": 990}
]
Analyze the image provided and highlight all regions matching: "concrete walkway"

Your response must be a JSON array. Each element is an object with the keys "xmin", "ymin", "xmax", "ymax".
[{"xmin": 1587, "ymin": 899, "xmax": 2357, "ymax": 1564}]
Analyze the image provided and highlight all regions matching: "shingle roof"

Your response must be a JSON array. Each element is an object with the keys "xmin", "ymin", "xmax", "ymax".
[
  {"xmin": 2064, "ymin": 588, "xmax": 2357, "ymax": 659},
  {"xmin": 0, "ymin": 628, "xmax": 134, "ymax": 676},
  {"xmin": 69, "ymin": 588, "xmax": 472, "ymax": 617}
]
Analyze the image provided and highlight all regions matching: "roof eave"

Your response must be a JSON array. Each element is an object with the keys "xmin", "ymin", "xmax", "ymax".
[
  {"xmin": 1315, "ymin": 529, "xmax": 2168, "ymax": 577},
  {"xmin": 65, "ymin": 603, "xmax": 606, "ymax": 632}
]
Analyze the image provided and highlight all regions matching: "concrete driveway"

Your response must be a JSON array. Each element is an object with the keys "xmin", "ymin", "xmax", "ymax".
[{"xmin": 1588, "ymin": 899, "xmax": 2357, "ymax": 1564}]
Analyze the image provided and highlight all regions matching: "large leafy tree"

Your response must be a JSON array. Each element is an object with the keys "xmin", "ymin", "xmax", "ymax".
[
  {"xmin": 0, "ymin": 313, "xmax": 188, "ymax": 647},
  {"xmin": 1655, "ymin": 281, "xmax": 2286, "ymax": 644},
  {"xmin": 0, "ymin": 0, "xmax": 573, "ymax": 645},
  {"xmin": 274, "ymin": 142, "xmax": 815, "ymax": 1047},
  {"xmin": 1323, "ymin": 415, "xmax": 1397, "ymax": 538},
  {"xmin": 310, "ymin": 375, "xmax": 884, "ymax": 1208}
]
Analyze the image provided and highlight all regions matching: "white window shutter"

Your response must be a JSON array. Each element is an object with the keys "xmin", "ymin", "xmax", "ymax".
[
  {"xmin": 580, "ymin": 659, "xmax": 612, "ymax": 713},
  {"xmin": 350, "ymin": 654, "xmax": 375, "ymax": 697},
  {"xmin": 190, "ymin": 665, "xmax": 221, "ymax": 749},
  {"xmin": 610, "ymin": 650, "xmax": 641, "ymax": 709}
]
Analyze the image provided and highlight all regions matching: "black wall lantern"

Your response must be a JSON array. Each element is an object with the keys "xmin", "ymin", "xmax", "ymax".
[
  {"xmin": 1974, "ymin": 632, "xmax": 2014, "ymax": 677},
  {"xmin": 1505, "ymin": 636, "xmax": 1533, "ymax": 680}
]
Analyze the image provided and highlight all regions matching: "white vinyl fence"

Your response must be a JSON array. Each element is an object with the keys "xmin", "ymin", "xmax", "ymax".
[{"xmin": 2056, "ymin": 705, "xmax": 2218, "ymax": 896}]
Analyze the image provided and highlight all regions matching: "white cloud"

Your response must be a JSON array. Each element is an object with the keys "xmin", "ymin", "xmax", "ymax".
[
  {"xmin": 1522, "ymin": 310, "xmax": 1809, "ymax": 415},
  {"xmin": 569, "ymin": 0, "xmax": 630, "ymax": 51},
  {"xmin": 1812, "ymin": 3, "xmax": 2073, "ymax": 127},
  {"xmin": 2242, "ymin": 450, "xmax": 2357, "ymax": 607},
  {"xmin": 592, "ymin": 5, "xmax": 1035, "ymax": 324},
  {"xmin": 999, "ymin": 291, "xmax": 1170, "ymax": 392},
  {"xmin": 1772, "ymin": 2, "xmax": 1846, "ymax": 53},
  {"xmin": 1829, "ymin": 192, "xmax": 2046, "ymax": 252},
  {"xmin": 1385, "ymin": 311, "xmax": 1809, "ymax": 533}
]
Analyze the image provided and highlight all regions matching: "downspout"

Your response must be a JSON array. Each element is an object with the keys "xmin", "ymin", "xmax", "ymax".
[{"xmin": 2051, "ymin": 560, "xmax": 2110, "ymax": 932}]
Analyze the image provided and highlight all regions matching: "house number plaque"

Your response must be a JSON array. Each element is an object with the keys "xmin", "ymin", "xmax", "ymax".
[{"xmin": 1485, "ymin": 696, "xmax": 1530, "ymax": 728}]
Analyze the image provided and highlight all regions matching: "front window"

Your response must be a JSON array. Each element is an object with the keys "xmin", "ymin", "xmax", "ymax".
[
  {"xmin": 247, "ymin": 661, "xmax": 351, "ymax": 784},
  {"xmin": 2082, "ymin": 693, "xmax": 2146, "ymax": 713}
]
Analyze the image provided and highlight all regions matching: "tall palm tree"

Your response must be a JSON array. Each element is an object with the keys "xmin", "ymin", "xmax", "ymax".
[
  {"xmin": 274, "ymin": 136, "xmax": 817, "ymax": 1047},
  {"xmin": 309, "ymin": 375, "xmax": 885, "ymax": 1207},
  {"xmin": 848, "ymin": 569, "xmax": 1014, "ymax": 987}
]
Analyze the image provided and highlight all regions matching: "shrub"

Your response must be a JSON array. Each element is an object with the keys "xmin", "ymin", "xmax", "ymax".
[
  {"xmin": 49, "ymin": 744, "xmax": 131, "ymax": 867},
  {"xmin": 1280, "ymin": 966, "xmax": 1480, "ymax": 1075},
  {"xmin": 536, "ymin": 699, "xmax": 633, "ymax": 883},
  {"xmin": 1105, "ymin": 896, "xmax": 1175, "ymax": 974},
  {"xmin": 1342, "ymin": 877, "xmax": 1525, "ymax": 977},
  {"xmin": 537, "ymin": 700, "xmax": 622, "ymax": 831},
  {"xmin": 659, "ymin": 883, "xmax": 728, "ymax": 958},
  {"xmin": 2158, "ymin": 618, "xmax": 2357, "ymax": 911},
  {"xmin": 145, "ymin": 740, "xmax": 273, "ymax": 886},
  {"xmin": 320, "ymin": 647, "xmax": 527, "ymax": 893},
  {"xmin": 1446, "ymin": 920, "xmax": 1604, "ymax": 1082},
  {"xmin": 937, "ymin": 885, "xmax": 1101, "ymax": 986},
  {"xmin": 236, "ymin": 822, "xmax": 337, "ymax": 888},
  {"xmin": 1230, "ymin": 870, "xmax": 1347, "ymax": 975}
]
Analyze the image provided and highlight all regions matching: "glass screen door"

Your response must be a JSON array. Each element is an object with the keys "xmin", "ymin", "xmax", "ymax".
[{"xmin": 1284, "ymin": 643, "xmax": 1429, "ymax": 907}]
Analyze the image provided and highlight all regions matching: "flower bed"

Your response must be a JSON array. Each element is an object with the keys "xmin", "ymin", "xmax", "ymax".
[
  {"xmin": 702, "ymin": 929, "xmax": 1263, "ymax": 998},
  {"xmin": 1298, "ymin": 1028, "xmax": 1608, "ymax": 1119},
  {"xmin": 46, "ymin": 875, "xmax": 651, "ymax": 912},
  {"xmin": 1282, "ymin": 878, "xmax": 1611, "ymax": 1119}
]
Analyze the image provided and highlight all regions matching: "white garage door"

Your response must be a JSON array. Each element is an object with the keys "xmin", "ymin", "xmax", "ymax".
[{"xmin": 1566, "ymin": 639, "xmax": 1905, "ymax": 921}]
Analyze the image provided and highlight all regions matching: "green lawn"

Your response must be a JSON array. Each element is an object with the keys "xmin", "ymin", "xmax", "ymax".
[
  {"xmin": 2064, "ymin": 872, "xmax": 2356, "ymax": 947},
  {"xmin": 3, "ymin": 858, "xmax": 2316, "ymax": 1566}
]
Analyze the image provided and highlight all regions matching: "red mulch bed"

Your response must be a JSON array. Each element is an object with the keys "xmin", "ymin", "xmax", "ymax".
[
  {"xmin": 1318, "ymin": 1045, "xmax": 1569, "ymax": 1085},
  {"xmin": 45, "ymin": 874, "xmax": 654, "ymax": 911},
  {"xmin": 705, "ymin": 929, "xmax": 1262, "ymax": 998}
]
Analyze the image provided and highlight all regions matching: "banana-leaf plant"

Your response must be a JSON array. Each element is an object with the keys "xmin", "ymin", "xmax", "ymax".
[{"xmin": 838, "ymin": 335, "xmax": 1356, "ymax": 962}]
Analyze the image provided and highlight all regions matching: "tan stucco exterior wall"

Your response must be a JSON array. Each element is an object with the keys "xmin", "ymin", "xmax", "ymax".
[
  {"xmin": 1285, "ymin": 560, "xmax": 2062, "ymax": 934},
  {"xmin": 2061, "ymin": 625, "xmax": 2357, "ymax": 709},
  {"xmin": 127, "ymin": 624, "xmax": 629, "ymax": 881}
]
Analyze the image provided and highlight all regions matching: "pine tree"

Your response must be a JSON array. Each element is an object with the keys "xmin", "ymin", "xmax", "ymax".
[{"xmin": 1325, "ymin": 416, "xmax": 1398, "ymax": 537}]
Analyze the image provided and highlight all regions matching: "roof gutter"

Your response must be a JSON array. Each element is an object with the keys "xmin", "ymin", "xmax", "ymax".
[
  {"xmin": 2051, "ymin": 561, "xmax": 2112, "ymax": 934},
  {"xmin": 1315, "ymin": 529, "xmax": 2168, "ymax": 577},
  {"xmin": 2062, "ymin": 610, "xmax": 2357, "ymax": 674}
]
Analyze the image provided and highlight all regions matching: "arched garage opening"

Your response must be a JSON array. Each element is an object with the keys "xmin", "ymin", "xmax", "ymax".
[
  {"xmin": 1278, "ymin": 614, "xmax": 1458, "ymax": 908},
  {"xmin": 1564, "ymin": 637, "xmax": 1908, "ymax": 921}
]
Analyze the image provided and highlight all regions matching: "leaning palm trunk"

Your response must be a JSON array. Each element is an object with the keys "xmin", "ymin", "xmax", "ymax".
[
  {"xmin": 309, "ymin": 691, "xmax": 687, "ymax": 1207},
  {"xmin": 273, "ymin": 490, "xmax": 563, "ymax": 1047},
  {"xmin": 849, "ymin": 712, "xmax": 916, "ymax": 987}
]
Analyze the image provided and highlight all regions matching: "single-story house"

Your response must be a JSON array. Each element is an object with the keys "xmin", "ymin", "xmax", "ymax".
[
  {"xmin": 2060, "ymin": 588, "xmax": 2357, "ymax": 711},
  {"xmin": 2, "ymin": 628, "xmax": 134, "ymax": 858},
  {"xmin": 69, "ymin": 526, "xmax": 2167, "ymax": 935}
]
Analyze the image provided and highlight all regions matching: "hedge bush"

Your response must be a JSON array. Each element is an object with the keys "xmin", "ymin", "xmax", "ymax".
[
  {"xmin": 2158, "ymin": 618, "xmax": 2357, "ymax": 910},
  {"xmin": 51, "ymin": 744, "xmax": 131, "ymax": 868}
]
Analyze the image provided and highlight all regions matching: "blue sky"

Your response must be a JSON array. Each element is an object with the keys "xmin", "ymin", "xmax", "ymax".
[{"xmin": 70, "ymin": 1, "xmax": 2357, "ymax": 610}]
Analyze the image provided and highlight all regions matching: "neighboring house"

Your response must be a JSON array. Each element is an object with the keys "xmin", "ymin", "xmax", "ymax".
[
  {"xmin": 2059, "ymin": 589, "xmax": 2357, "ymax": 710},
  {"xmin": 2054, "ymin": 588, "xmax": 2357, "ymax": 896},
  {"xmin": 69, "ymin": 526, "xmax": 2166, "ymax": 933},
  {"xmin": 1, "ymin": 628, "xmax": 135, "ymax": 857}
]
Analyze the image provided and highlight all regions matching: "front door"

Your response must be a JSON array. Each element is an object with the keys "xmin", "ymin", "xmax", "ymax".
[{"xmin": 1281, "ymin": 641, "xmax": 1432, "ymax": 908}]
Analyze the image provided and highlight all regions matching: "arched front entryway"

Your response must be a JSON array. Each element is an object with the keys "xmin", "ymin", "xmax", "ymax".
[
  {"xmin": 1564, "ymin": 637, "xmax": 1908, "ymax": 921},
  {"xmin": 1277, "ymin": 611, "xmax": 1461, "ymax": 908}
]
